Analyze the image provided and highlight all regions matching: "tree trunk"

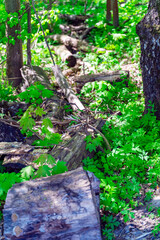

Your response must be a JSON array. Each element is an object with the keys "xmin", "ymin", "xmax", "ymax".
[
  {"xmin": 136, "ymin": 0, "xmax": 160, "ymax": 119},
  {"xmin": 26, "ymin": 2, "xmax": 31, "ymax": 66},
  {"xmin": 5, "ymin": 0, "xmax": 23, "ymax": 87},
  {"xmin": 106, "ymin": 0, "xmax": 111, "ymax": 22},
  {"xmin": 113, "ymin": 0, "xmax": 119, "ymax": 27}
]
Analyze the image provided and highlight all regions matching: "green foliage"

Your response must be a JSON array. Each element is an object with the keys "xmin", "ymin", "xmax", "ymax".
[
  {"xmin": 102, "ymin": 215, "xmax": 120, "ymax": 240},
  {"xmin": 83, "ymin": 77, "xmax": 160, "ymax": 236},
  {"xmin": 20, "ymin": 154, "xmax": 68, "ymax": 180},
  {"xmin": 17, "ymin": 83, "xmax": 53, "ymax": 105},
  {"xmin": 81, "ymin": 74, "xmax": 137, "ymax": 115},
  {"xmin": 0, "ymin": 80, "xmax": 16, "ymax": 101},
  {"xmin": 85, "ymin": 135, "xmax": 103, "ymax": 152},
  {"xmin": 0, "ymin": 172, "xmax": 22, "ymax": 201},
  {"xmin": 152, "ymin": 223, "xmax": 160, "ymax": 237},
  {"xmin": 0, "ymin": 0, "xmax": 155, "ymax": 236}
]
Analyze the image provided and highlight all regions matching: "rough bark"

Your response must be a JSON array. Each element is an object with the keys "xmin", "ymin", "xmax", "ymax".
[
  {"xmin": 59, "ymin": 24, "xmax": 86, "ymax": 32},
  {"xmin": 5, "ymin": 0, "xmax": 23, "ymax": 87},
  {"xmin": 53, "ymin": 45, "xmax": 77, "ymax": 67},
  {"xmin": 26, "ymin": 2, "xmax": 31, "ymax": 66},
  {"xmin": 106, "ymin": 0, "xmax": 111, "ymax": 22},
  {"xmin": 136, "ymin": 0, "xmax": 160, "ymax": 119},
  {"xmin": 47, "ymin": 34, "xmax": 90, "ymax": 51},
  {"xmin": 0, "ymin": 121, "xmax": 24, "ymax": 142},
  {"xmin": 3, "ymin": 167, "xmax": 102, "ymax": 240},
  {"xmin": 51, "ymin": 119, "xmax": 105, "ymax": 170},
  {"xmin": 113, "ymin": 0, "xmax": 119, "ymax": 27},
  {"xmin": 19, "ymin": 65, "xmax": 68, "ymax": 119}
]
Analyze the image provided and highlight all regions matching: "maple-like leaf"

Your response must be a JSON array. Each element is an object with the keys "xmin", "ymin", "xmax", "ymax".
[
  {"xmin": 19, "ymin": 113, "xmax": 36, "ymax": 131},
  {"xmin": 35, "ymin": 106, "xmax": 46, "ymax": 117},
  {"xmin": 34, "ymin": 165, "xmax": 51, "ymax": 178}
]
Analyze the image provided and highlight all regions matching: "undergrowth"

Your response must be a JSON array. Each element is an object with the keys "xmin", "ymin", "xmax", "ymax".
[
  {"xmin": 1, "ymin": 0, "xmax": 159, "ymax": 238},
  {"xmin": 82, "ymin": 77, "xmax": 160, "ymax": 238}
]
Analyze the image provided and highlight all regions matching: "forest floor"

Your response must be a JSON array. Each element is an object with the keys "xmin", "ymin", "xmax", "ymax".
[{"xmin": 108, "ymin": 63, "xmax": 160, "ymax": 240}]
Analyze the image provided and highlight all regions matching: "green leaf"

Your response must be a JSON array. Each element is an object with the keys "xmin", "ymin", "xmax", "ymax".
[
  {"xmin": 42, "ymin": 118, "xmax": 53, "ymax": 129},
  {"xmin": 20, "ymin": 166, "xmax": 35, "ymax": 180},
  {"xmin": 34, "ymin": 154, "xmax": 56, "ymax": 165},
  {"xmin": 35, "ymin": 106, "xmax": 46, "ymax": 117},
  {"xmin": 34, "ymin": 165, "xmax": 51, "ymax": 178},
  {"xmin": 52, "ymin": 161, "xmax": 68, "ymax": 175},
  {"xmin": 41, "ymin": 89, "xmax": 53, "ymax": 98},
  {"xmin": 19, "ymin": 114, "xmax": 35, "ymax": 132}
]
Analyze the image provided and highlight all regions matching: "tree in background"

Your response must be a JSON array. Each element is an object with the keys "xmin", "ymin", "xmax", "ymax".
[
  {"xmin": 25, "ymin": 0, "xmax": 31, "ymax": 66},
  {"xmin": 106, "ymin": 0, "xmax": 119, "ymax": 27},
  {"xmin": 136, "ymin": 0, "xmax": 160, "ymax": 119},
  {"xmin": 5, "ymin": 0, "xmax": 23, "ymax": 87}
]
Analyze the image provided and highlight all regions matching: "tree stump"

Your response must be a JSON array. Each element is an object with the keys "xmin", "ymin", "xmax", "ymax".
[{"xmin": 3, "ymin": 167, "xmax": 102, "ymax": 240}]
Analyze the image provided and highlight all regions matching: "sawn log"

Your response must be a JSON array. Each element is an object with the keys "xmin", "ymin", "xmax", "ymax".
[
  {"xmin": 3, "ymin": 167, "xmax": 102, "ymax": 240},
  {"xmin": 53, "ymin": 45, "xmax": 77, "ymax": 67}
]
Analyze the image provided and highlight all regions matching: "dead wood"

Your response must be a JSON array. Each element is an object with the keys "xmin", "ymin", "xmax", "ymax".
[
  {"xmin": 74, "ymin": 70, "xmax": 129, "ymax": 93},
  {"xmin": 52, "ymin": 64, "xmax": 85, "ymax": 111},
  {"xmin": 53, "ymin": 45, "xmax": 77, "ymax": 67},
  {"xmin": 47, "ymin": 34, "xmax": 90, "ymax": 51},
  {"xmin": 0, "ymin": 142, "xmax": 32, "ymax": 155},
  {"xmin": 59, "ymin": 14, "xmax": 93, "ymax": 24},
  {"xmin": 3, "ymin": 167, "xmax": 102, "ymax": 239},
  {"xmin": 20, "ymin": 65, "xmax": 52, "ymax": 91},
  {"xmin": 47, "ymin": 34, "xmax": 111, "ymax": 54},
  {"xmin": 0, "ymin": 101, "xmax": 29, "ymax": 117},
  {"xmin": 0, "ymin": 121, "xmax": 24, "ymax": 142},
  {"xmin": 60, "ymin": 24, "xmax": 87, "ymax": 32},
  {"xmin": 2, "ymin": 118, "xmax": 105, "ymax": 172},
  {"xmin": 51, "ymin": 118, "xmax": 105, "ymax": 170}
]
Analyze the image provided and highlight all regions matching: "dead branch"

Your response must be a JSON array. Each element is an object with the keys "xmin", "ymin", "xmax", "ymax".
[{"xmin": 52, "ymin": 64, "xmax": 85, "ymax": 111}]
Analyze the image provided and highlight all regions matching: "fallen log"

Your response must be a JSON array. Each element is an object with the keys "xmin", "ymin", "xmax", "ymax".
[
  {"xmin": 51, "ymin": 118, "xmax": 105, "ymax": 170},
  {"xmin": 74, "ymin": 70, "xmax": 129, "ymax": 93},
  {"xmin": 3, "ymin": 167, "xmax": 102, "ymax": 240},
  {"xmin": 2, "ymin": 118, "xmax": 105, "ymax": 172},
  {"xmin": 0, "ymin": 101, "xmax": 29, "ymax": 117},
  {"xmin": 59, "ymin": 14, "xmax": 93, "ymax": 23},
  {"xmin": 0, "ymin": 121, "xmax": 24, "ymax": 142},
  {"xmin": 53, "ymin": 45, "xmax": 77, "ymax": 67},
  {"xmin": 20, "ymin": 65, "xmax": 52, "ymax": 91},
  {"xmin": 59, "ymin": 24, "xmax": 87, "ymax": 33},
  {"xmin": 47, "ymin": 34, "xmax": 111, "ymax": 54},
  {"xmin": 47, "ymin": 34, "xmax": 89, "ymax": 51},
  {"xmin": 52, "ymin": 64, "xmax": 85, "ymax": 111}
]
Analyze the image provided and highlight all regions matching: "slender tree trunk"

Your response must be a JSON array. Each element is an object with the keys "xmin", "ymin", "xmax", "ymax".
[
  {"xmin": 136, "ymin": 0, "xmax": 160, "ymax": 119},
  {"xmin": 113, "ymin": 0, "xmax": 119, "ymax": 27},
  {"xmin": 5, "ymin": 0, "xmax": 23, "ymax": 87},
  {"xmin": 26, "ymin": 2, "xmax": 31, "ymax": 66},
  {"xmin": 48, "ymin": 0, "xmax": 53, "ymax": 10},
  {"xmin": 106, "ymin": 0, "xmax": 111, "ymax": 22}
]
